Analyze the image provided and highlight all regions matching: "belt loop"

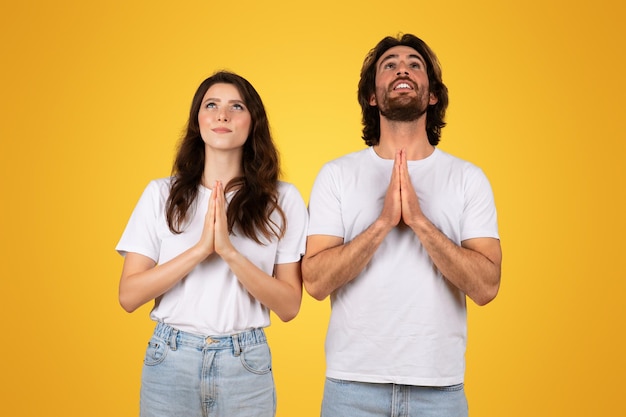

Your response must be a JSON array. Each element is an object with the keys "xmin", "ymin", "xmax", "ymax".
[
  {"xmin": 232, "ymin": 333, "xmax": 241, "ymax": 357},
  {"xmin": 169, "ymin": 328, "xmax": 178, "ymax": 351}
]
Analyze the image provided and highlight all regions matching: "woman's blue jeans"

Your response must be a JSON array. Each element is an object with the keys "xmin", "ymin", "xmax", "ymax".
[{"xmin": 139, "ymin": 322, "xmax": 275, "ymax": 417}]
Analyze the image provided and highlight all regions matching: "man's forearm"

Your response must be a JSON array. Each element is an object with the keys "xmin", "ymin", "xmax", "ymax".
[
  {"xmin": 411, "ymin": 218, "xmax": 501, "ymax": 305},
  {"xmin": 302, "ymin": 219, "xmax": 392, "ymax": 300}
]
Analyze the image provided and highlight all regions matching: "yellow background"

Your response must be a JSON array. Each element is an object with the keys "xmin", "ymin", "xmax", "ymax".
[{"xmin": 2, "ymin": 0, "xmax": 625, "ymax": 416}]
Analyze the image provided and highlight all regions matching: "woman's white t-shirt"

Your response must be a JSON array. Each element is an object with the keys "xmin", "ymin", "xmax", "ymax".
[{"xmin": 116, "ymin": 178, "xmax": 308, "ymax": 336}]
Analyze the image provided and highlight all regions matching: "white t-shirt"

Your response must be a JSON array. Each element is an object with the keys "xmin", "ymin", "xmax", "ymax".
[
  {"xmin": 308, "ymin": 147, "xmax": 499, "ymax": 386},
  {"xmin": 116, "ymin": 178, "xmax": 308, "ymax": 336}
]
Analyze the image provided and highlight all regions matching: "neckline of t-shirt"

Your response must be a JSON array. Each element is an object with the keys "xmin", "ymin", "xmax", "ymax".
[
  {"xmin": 367, "ymin": 146, "xmax": 440, "ymax": 167},
  {"xmin": 198, "ymin": 183, "xmax": 238, "ymax": 196}
]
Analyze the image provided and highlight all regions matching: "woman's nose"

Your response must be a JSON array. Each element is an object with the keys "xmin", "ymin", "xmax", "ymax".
[{"xmin": 217, "ymin": 110, "xmax": 228, "ymax": 122}]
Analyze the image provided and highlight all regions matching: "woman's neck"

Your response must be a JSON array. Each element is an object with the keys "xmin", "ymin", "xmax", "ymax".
[{"xmin": 201, "ymin": 149, "xmax": 244, "ymax": 189}]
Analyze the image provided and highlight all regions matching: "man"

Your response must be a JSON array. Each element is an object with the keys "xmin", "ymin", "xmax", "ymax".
[{"xmin": 302, "ymin": 33, "xmax": 502, "ymax": 417}]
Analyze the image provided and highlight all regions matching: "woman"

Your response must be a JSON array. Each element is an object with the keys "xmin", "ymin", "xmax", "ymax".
[{"xmin": 116, "ymin": 71, "xmax": 308, "ymax": 417}]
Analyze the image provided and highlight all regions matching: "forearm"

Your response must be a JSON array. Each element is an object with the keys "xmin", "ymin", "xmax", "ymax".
[
  {"xmin": 302, "ymin": 219, "xmax": 392, "ymax": 300},
  {"xmin": 410, "ymin": 218, "xmax": 501, "ymax": 305},
  {"xmin": 119, "ymin": 245, "xmax": 208, "ymax": 313},
  {"xmin": 220, "ymin": 249, "xmax": 302, "ymax": 322}
]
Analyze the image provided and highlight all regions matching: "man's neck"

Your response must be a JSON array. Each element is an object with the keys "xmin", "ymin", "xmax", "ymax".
[{"xmin": 374, "ymin": 118, "xmax": 434, "ymax": 160}]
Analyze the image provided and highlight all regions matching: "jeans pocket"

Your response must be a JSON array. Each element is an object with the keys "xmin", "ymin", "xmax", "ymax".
[
  {"xmin": 326, "ymin": 377, "xmax": 350, "ymax": 385},
  {"xmin": 143, "ymin": 336, "xmax": 169, "ymax": 366},
  {"xmin": 239, "ymin": 343, "xmax": 272, "ymax": 375},
  {"xmin": 433, "ymin": 382, "xmax": 464, "ymax": 392}
]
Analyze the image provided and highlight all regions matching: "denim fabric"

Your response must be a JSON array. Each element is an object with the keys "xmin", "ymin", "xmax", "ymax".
[
  {"xmin": 139, "ymin": 322, "xmax": 275, "ymax": 417},
  {"xmin": 321, "ymin": 377, "xmax": 468, "ymax": 417}
]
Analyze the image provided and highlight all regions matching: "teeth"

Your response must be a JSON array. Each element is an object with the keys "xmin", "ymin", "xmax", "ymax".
[{"xmin": 395, "ymin": 83, "xmax": 411, "ymax": 90}]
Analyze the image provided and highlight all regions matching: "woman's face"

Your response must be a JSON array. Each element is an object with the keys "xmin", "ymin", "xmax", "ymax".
[{"xmin": 198, "ymin": 83, "xmax": 252, "ymax": 152}]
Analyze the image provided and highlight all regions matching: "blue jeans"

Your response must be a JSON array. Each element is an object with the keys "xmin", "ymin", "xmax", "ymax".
[
  {"xmin": 321, "ymin": 377, "xmax": 468, "ymax": 417},
  {"xmin": 140, "ymin": 322, "xmax": 276, "ymax": 417}
]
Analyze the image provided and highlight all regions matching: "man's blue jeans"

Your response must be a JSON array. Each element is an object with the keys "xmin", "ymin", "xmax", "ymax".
[{"xmin": 321, "ymin": 377, "xmax": 468, "ymax": 417}]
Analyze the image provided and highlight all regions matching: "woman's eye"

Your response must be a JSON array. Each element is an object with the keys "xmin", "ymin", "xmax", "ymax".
[
  {"xmin": 205, "ymin": 102, "xmax": 217, "ymax": 109},
  {"xmin": 231, "ymin": 103, "xmax": 245, "ymax": 111}
]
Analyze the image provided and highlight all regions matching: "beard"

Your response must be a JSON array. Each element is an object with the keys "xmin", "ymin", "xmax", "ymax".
[{"xmin": 377, "ymin": 86, "xmax": 429, "ymax": 122}]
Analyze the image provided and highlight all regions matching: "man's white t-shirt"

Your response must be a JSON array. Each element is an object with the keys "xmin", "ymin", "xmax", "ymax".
[
  {"xmin": 308, "ymin": 147, "xmax": 499, "ymax": 386},
  {"xmin": 116, "ymin": 178, "xmax": 308, "ymax": 336}
]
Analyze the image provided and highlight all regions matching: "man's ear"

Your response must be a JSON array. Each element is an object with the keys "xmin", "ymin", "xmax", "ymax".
[
  {"xmin": 369, "ymin": 94, "xmax": 377, "ymax": 106},
  {"xmin": 429, "ymin": 92, "xmax": 438, "ymax": 105}
]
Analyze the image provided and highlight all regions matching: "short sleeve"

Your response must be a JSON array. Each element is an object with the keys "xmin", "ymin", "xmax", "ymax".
[
  {"xmin": 307, "ymin": 163, "xmax": 345, "ymax": 238},
  {"xmin": 115, "ymin": 180, "xmax": 165, "ymax": 262},
  {"xmin": 461, "ymin": 167, "xmax": 499, "ymax": 241},
  {"xmin": 275, "ymin": 182, "xmax": 309, "ymax": 264}
]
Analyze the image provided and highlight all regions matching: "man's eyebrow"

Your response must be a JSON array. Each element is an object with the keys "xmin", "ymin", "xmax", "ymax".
[
  {"xmin": 408, "ymin": 54, "xmax": 426, "ymax": 65},
  {"xmin": 378, "ymin": 53, "xmax": 427, "ymax": 68},
  {"xmin": 378, "ymin": 54, "xmax": 399, "ymax": 68}
]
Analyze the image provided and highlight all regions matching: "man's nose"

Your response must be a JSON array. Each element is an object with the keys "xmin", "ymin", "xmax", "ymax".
[{"xmin": 396, "ymin": 62, "xmax": 409, "ymax": 76}]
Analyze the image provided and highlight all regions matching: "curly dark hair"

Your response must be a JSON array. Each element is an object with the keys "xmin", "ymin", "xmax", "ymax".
[
  {"xmin": 165, "ymin": 71, "xmax": 285, "ymax": 244},
  {"xmin": 357, "ymin": 33, "xmax": 449, "ymax": 146}
]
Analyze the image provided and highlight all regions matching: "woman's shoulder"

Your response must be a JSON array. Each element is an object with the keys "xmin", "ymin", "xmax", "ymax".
[
  {"xmin": 143, "ymin": 176, "xmax": 173, "ymax": 186},
  {"xmin": 276, "ymin": 180, "xmax": 301, "ymax": 197},
  {"xmin": 276, "ymin": 181, "xmax": 307, "ymax": 205},
  {"xmin": 141, "ymin": 176, "xmax": 174, "ymax": 199}
]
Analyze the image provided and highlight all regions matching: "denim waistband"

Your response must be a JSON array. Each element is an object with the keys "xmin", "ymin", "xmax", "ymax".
[{"xmin": 153, "ymin": 321, "xmax": 267, "ymax": 353}]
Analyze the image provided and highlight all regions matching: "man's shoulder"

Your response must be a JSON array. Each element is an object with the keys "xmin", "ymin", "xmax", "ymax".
[
  {"xmin": 435, "ymin": 148, "xmax": 480, "ymax": 171},
  {"xmin": 324, "ymin": 147, "xmax": 371, "ymax": 167}
]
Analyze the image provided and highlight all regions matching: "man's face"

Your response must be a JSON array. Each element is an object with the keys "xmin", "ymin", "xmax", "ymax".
[{"xmin": 370, "ymin": 45, "xmax": 438, "ymax": 122}]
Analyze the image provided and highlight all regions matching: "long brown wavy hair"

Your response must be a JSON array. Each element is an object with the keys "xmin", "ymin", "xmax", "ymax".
[
  {"xmin": 166, "ymin": 71, "xmax": 285, "ymax": 244},
  {"xmin": 357, "ymin": 33, "xmax": 449, "ymax": 146}
]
